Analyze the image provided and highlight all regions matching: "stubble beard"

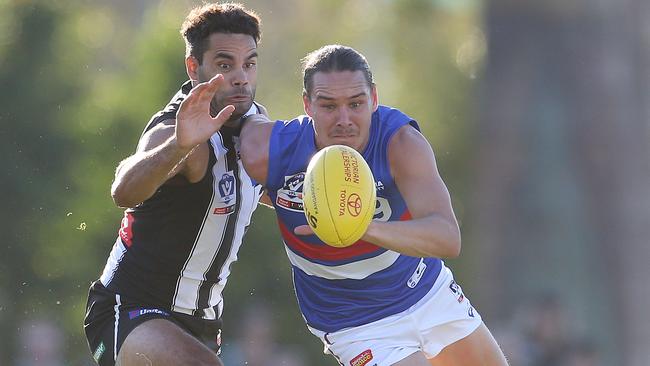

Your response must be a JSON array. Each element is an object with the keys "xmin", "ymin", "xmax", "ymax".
[{"xmin": 209, "ymin": 89, "xmax": 256, "ymax": 127}]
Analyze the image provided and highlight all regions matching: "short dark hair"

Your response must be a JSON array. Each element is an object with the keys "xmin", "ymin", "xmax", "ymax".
[
  {"xmin": 181, "ymin": 3, "xmax": 261, "ymax": 64},
  {"xmin": 302, "ymin": 45, "xmax": 374, "ymax": 97}
]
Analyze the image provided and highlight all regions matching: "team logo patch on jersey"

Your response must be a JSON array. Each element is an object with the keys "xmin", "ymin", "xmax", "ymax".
[
  {"xmin": 213, "ymin": 171, "xmax": 236, "ymax": 214},
  {"xmin": 218, "ymin": 172, "xmax": 236, "ymax": 203},
  {"xmin": 276, "ymin": 173, "xmax": 305, "ymax": 211},
  {"xmin": 350, "ymin": 349, "xmax": 373, "ymax": 366},
  {"xmin": 128, "ymin": 308, "xmax": 170, "ymax": 319}
]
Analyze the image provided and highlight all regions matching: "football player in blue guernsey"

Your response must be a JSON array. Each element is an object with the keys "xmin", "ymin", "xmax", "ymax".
[
  {"xmin": 240, "ymin": 45, "xmax": 509, "ymax": 365},
  {"xmin": 83, "ymin": 4, "xmax": 266, "ymax": 366}
]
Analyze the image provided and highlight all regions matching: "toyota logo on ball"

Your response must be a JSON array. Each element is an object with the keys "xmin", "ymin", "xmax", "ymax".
[{"xmin": 347, "ymin": 193, "xmax": 362, "ymax": 217}]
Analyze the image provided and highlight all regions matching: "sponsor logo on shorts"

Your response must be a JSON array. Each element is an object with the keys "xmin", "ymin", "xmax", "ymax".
[
  {"xmin": 128, "ymin": 308, "xmax": 170, "ymax": 319},
  {"xmin": 449, "ymin": 280, "xmax": 465, "ymax": 303},
  {"xmin": 468, "ymin": 306, "xmax": 476, "ymax": 318},
  {"xmin": 93, "ymin": 342, "xmax": 105, "ymax": 362},
  {"xmin": 350, "ymin": 349, "xmax": 373, "ymax": 366}
]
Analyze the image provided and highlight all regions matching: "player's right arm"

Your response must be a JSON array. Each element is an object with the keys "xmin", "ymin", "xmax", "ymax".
[
  {"xmin": 240, "ymin": 114, "xmax": 274, "ymax": 186},
  {"xmin": 361, "ymin": 125, "xmax": 461, "ymax": 258},
  {"xmin": 111, "ymin": 122, "xmax": 198, "ymax": 208},
  {"xmin": 111, "ymin": 75, "xmax": 235, "ymax": 208}
]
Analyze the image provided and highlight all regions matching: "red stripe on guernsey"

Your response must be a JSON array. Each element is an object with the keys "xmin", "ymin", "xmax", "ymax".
[
  {"xmin": 118, "ymin": 212, "xmax": 134, "ymax": 247},
  {"xmin": 400, "ymin": 210, "xmax": 411, "ymax": 220},
  {"xmin": 278, "ymin": 220, "xmax": 380, "ymax": 261}
]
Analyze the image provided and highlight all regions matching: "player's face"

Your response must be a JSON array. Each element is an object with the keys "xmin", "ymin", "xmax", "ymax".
[
  {"xmin": 190, "ymin": 32, "xmax": 258, "ymax": 121},
  {"xmin": 304, "ymin": 70, "xmax": 378, "ymax": 152}
]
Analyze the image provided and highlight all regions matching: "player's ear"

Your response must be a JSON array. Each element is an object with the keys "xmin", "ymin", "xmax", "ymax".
[
  {"xmin": 185, "ymin": 56, "xmax": 200, "ymax": 82},
  {"xmin": 371, "ymin": 83, "xmax": 379, "ymax": 112},
  {"xmin": 303, "ymin": 90, "xmax": 313, "ymax": 117}
]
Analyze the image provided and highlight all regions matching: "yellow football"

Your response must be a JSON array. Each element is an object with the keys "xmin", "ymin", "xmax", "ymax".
[{"xmin": 302, "ymin": 145, "xmax": 376, "ymax": 247}]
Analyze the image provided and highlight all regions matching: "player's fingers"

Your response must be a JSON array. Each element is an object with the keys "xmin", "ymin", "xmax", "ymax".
[
  {"xmin": 202, "ymin": 74, "xmax": 225, "ymax": 94},
  {"xmin": 207, "ymin": 73, "xmax": 224, "ymax": 84},
  {"xmin": 188, "ymin": 75, "xmax": 224, "ymax": 103},
  {"xmin": 294, "ymin": 225, "xmax": 314, "ymax": 236},
  {"xmin": 177, "ymin": 97, "xmax": 194, "ymax": 117},
  {"xmin": 211, "ymin": 104, "xmax": 235, "ymax": 125}
]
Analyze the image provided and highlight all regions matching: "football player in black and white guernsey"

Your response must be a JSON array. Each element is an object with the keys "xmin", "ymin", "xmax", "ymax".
[{"xmin": 83, "ymin": 4, "xmax": 266, "ymax": 366}]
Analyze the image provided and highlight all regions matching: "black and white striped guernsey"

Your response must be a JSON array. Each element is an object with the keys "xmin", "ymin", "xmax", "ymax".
[{"xmin": 99, "ymin": 81, "xmax": 262, "ymax": 320}]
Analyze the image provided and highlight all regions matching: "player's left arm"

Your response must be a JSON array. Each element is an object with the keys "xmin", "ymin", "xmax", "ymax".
[
  {"xmin": 243, "ymin": 103, "xmax": 274, "ymax": 209},
  {"xmin": 362, "ymin": 125, "xmax": 461, "ymax": 258}
]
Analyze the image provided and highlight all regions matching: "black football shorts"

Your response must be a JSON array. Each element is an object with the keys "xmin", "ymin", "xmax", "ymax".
[{"xmin": 83, "ymin": 281, "xmax": 222, "ymax": 366}]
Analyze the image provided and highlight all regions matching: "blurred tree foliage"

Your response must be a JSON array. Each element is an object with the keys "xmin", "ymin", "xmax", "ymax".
[
  {"xmin": 0, "ymin": 1, "xmax": 86, "ymax": 362},
  {"xmin": 0, "ymin": 0, "xmax": 480, "ymax": 364}
]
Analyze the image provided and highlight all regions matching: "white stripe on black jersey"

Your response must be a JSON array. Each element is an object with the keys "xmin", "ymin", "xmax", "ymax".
[
  {"xmin": 172, "ymin": 127, "xmax": 260, "ymax": 318},
  {"xmin": 99, "ymin": 81, "xmax": 262, "ymax": 320}
]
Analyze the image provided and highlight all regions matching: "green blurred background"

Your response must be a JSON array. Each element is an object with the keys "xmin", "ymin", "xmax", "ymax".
[{"xmin": 1, "ymin": 0, "xmax": 648, "ymax": 365}]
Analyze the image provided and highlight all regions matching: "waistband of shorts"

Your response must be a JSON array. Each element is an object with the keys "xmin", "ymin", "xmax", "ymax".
[{"xmin": 309, "ymin": 262, "xmax": 452, "ymax": 338}]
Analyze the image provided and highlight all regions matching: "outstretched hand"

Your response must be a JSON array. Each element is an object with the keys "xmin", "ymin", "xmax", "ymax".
[
  {"xmin": 176, "ymin": 74, "xmax": 235, "ymax": 152},
  {"xmin": 294, "ymin": 225, "xmax": 314, "ymax": 236}
]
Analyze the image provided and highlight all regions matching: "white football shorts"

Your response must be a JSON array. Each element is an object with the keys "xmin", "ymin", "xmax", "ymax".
[{"xmin": 308, "ymin": 264, "xmax": 482, "ymax": 366}]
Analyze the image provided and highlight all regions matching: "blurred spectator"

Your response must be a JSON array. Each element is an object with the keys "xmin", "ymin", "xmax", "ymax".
[
  {"xmin": 524, "ymin": 293, "xmax": 570, "ymax": 365},
  {"xmin": 495, "ymin": 293, "xmax": 602, "ymax": 366},
  {"xmin": 15, "ymin": 319, "xmax": 64, "ymax": 366},
  {"xmin": 221, "ymin": 303, "xmax": 305, "ymax": 366},
  {"xmin": 561, "ymin": 341, "xmax": 601, "ymax": 366}
]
